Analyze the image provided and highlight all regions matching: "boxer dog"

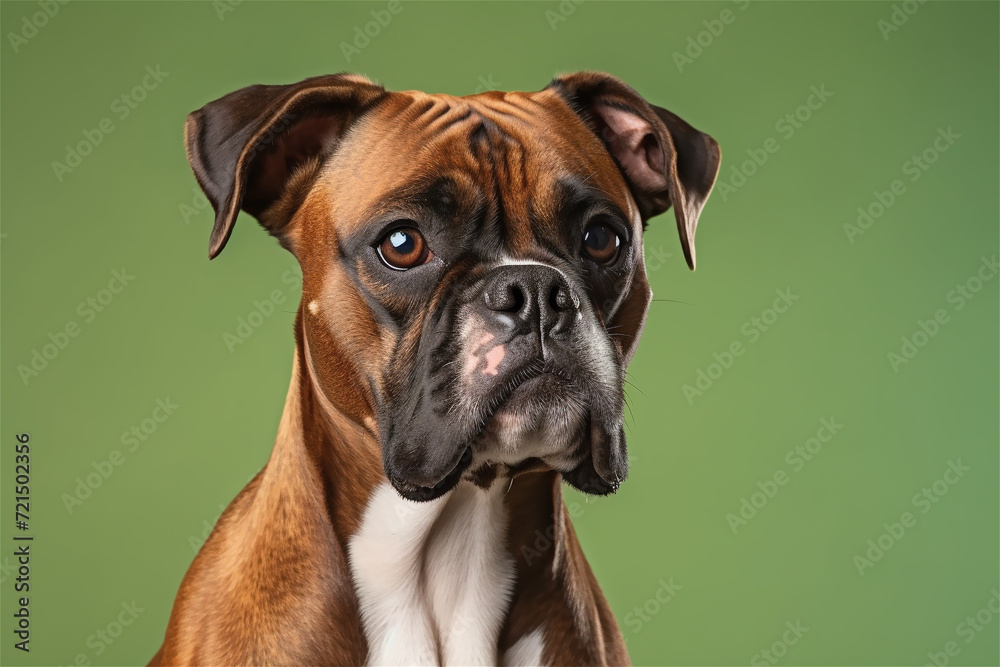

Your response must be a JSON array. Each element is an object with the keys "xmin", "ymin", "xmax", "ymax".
[{"xmin": 151, "ymin": 71, "xmax": 719, "ymax": 666}]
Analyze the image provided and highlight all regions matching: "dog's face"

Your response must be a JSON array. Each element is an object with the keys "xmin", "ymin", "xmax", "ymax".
[{"xmin": 185, "ymin": 72, "xmax": 720, "ymax": 501}]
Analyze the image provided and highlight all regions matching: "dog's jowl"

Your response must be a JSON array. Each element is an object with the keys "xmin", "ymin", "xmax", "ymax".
[{"xmin": 151, "ymin": 72, "xmax": 720, "ymax": 666}]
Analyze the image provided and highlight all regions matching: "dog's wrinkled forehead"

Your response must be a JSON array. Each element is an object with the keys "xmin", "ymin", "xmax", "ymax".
[
  {"xmin": 183, "ymin": 72, "xmax": 721, "ymax": 498},
  {"xmin": 187, "ymin": 72, "xmax": 719, "ymax": 268},
  {"xmin": 319, "ymin": 90, "xmax": 640, "ymax": 241}
]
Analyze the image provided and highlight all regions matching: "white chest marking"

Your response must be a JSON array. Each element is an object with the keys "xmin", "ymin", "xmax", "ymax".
[
  {"xmin": 349, "ymin": 481, "xmax": 525, "ymax": 666},
  {"xmin": 500, "ymin": 628, "xmax": 545, "ymax": 667}
]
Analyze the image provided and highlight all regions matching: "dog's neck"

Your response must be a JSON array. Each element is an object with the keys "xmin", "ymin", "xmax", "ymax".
[
  {"xmin": 256, "ymin": 318, "xmax": 584, "ymax": 664},
  {"xmin": 263, "ymin": 325, "xmax": 383, "ymax": 549}
]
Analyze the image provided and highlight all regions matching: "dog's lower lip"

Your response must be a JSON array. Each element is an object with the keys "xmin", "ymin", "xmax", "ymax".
[
  {"xmin": 392, "ymin": 446, "xmax": 473, "ymax": 500},
  {"xmin": 394, "ymin": 369, "xmax": 571, "ymax": 500}
]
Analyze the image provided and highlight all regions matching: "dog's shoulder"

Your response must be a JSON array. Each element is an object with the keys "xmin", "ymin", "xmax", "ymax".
[{"xmin": 154, "ymin": 464, "xmax": 368, "ymax": 665}]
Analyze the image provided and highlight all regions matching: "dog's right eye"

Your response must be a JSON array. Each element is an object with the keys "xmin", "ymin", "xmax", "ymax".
[
  {"xmin": 376, "ymin": 226, "xmax": 433, "ymax": 270},
  {"xmin": 582, "ymin": 221, "xmax": 622, "ymax": 265}
]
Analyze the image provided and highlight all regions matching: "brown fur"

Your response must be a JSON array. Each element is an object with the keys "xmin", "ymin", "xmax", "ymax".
[
  {"xmin": 153, "ymin": 346, "xmax": 626, "ymax": 666},
  {"xmin": 154, "ymin": 72, "xmax": 720, "ymax": 665}
]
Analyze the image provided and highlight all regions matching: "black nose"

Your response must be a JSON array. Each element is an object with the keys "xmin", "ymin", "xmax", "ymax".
[{"xmin": 482, "ymin": 265, "xmax": 579, "ymax": 336}]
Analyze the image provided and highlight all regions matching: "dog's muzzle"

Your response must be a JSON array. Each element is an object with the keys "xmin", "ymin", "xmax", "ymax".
[{"xmin": 382, "ymin": 262, "xmax": 627, "ymax": 502}]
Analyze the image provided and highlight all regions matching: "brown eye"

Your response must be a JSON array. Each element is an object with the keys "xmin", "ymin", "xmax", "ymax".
[
  {"xmin": 582, "ymin": 222, "xmax": 622, "ymax": 264},
  {"xmin": 377, "ymin": 227, "xmax": 431, "ymax": 270}
]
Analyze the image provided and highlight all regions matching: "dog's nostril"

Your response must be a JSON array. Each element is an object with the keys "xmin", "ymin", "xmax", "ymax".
[
  {"xmin": 550, "ymin": 284, "xmax": 575, "ymax": 312},
  {"xmin": 485, "ymin": 284, "xmax": 525, "ymax": 313}
]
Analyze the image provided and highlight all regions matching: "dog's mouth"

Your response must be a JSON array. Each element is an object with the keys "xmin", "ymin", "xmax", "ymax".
[
  {"xmin": 472, "ymin": 361, "xmax": 581, "ymax": 433},
  {"xmin": 478, "ymin": 370, "xmax": 584, "ymax": 439},
  {"xmin": 388, "ymin": 364, "xmax": 590, "ymax": 502}
]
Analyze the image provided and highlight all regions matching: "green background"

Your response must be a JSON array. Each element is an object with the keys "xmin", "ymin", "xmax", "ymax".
[{"xmin": 2, "ymin": 1, "xmax": 997, "ymax": 665}]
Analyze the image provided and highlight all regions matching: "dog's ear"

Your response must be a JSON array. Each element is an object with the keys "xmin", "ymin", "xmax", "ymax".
[
  {"xmin": 547, "ymin": 71, "xmax": 721, "ymax": 270},
  {"xmin": 184, "ymin": 74, "xmax": 387, "ymax": 258}
]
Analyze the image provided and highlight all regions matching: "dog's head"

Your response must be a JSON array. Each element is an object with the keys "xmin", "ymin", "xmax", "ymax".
[{"xmin": 185, "ymin": 72, "xmax": 719, "ymax": 501}]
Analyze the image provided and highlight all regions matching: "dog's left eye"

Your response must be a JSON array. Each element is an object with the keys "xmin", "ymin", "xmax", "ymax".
[
  {"xmin": 582, "ymin": 221, "xmax": 622, "ymax": 265},
  {"xmin": 377, "ymin": 226, "xmax": 433, "ymax": 270}
]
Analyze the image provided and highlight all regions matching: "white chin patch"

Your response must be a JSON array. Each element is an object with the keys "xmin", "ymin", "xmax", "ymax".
[{"xmin": 472, "ymin": 390, "xmax": 586, "ymax": 471}]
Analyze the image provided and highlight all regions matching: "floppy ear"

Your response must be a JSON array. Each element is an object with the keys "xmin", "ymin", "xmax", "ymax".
[
  {"xmin": 547, "ymin": 71, "xmax": 721, "ymax": 270},
  {"xmin": 184, "ymin": 73, "xmax": 387, "ymax": 258}
]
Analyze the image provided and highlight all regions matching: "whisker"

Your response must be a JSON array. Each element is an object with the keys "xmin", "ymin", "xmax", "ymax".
[
  {"xmin": 624, "ymin": 399, "xmax": 635, "ymax": 427},
  {"xmin": 623, "ymin": 378, "xmax": 648, "ymax": 399}
]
